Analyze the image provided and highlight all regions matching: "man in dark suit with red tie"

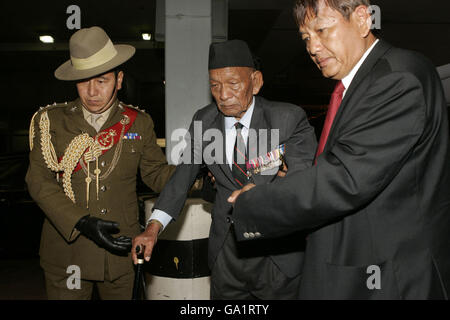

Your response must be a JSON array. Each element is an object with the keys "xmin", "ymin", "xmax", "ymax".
[{"xmin": 229, "ymin": 0, "xmax": 450, "ymax": 299}]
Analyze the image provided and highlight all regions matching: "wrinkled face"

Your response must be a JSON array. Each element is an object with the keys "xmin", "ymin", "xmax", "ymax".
[
  {"xmin": 76, "ymin": 71, "xmax": 123, "ymax": 113},
  {"xmin": 209, "ymin": 67, "xmax": 263, "ymax": 120},
  {"xmin": 299, "ymin": 1, "xmax": 373, "ymax": 80}
]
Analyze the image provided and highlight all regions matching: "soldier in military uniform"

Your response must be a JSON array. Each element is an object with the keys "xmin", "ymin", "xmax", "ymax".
[{"xmin": 25, "ymin": 26, "xmax": 175, "ymax": 299}]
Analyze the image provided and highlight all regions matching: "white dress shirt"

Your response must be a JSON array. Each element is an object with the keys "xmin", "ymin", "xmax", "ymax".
[{"xmin": 224, "ymin": 98, "xmax": 255, "ymax": 169}]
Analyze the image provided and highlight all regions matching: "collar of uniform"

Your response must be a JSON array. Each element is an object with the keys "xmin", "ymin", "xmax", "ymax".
[
  {"xmin": 81, "ymin": 100, "xmax": 117, "ymax": 124},
  {"xmin": 224, "ymin": 96, "xmax": 255, "ymax": 130}
]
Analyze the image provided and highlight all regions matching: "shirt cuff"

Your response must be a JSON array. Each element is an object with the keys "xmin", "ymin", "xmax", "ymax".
[{"xmin": 147, "ymin": 209, "xmax": 173, "ymax": 232}]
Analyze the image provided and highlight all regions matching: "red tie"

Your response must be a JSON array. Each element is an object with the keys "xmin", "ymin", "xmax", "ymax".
[{"xmin": 315, "ymin": 81, "xmax": 345, "ymax": 162}]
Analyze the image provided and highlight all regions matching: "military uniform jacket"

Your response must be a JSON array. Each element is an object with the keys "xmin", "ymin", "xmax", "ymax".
[{"xmin": 26, "ymin": 99, "xmax": 175, "ymax": 281}]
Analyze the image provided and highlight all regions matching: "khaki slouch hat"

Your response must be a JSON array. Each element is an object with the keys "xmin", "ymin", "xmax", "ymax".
[{"xmin": 55, "ymin": 26, "xmax": 135, "ymax": 81}]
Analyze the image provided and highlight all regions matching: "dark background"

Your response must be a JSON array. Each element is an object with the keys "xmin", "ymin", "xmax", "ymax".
[
  {"xmin": 0, "ymin": 0, "xmax": 449, "ymax": 291},
  {"xmin": 1, "ymin": 0, "xmax": 449, "ymax": 153}
]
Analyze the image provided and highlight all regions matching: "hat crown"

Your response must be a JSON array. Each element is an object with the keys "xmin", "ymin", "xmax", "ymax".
[
  {"xmin": 208, "ymin": 39, "xmax": 255, "ymax": 70},
  {"xmin": 69, "ymin": 26, "xmax": 110, "ymax": 59},
  {"xmin": 55, "ymin": 25, "xmax": 135, "ymax": 81}
]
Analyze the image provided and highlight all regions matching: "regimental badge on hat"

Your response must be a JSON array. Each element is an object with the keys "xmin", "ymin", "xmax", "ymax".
[
  {"xmin": 54, "ymin": 26, "xmax": 135, "ymax": 81},
  {"xmin": 246, "ymin": 144, "xmax": 286, "ymax": 177}
]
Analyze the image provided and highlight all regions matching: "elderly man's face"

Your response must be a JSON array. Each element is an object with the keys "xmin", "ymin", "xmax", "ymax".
[
  {"xmin": 299, "ymin": 1, "xmax": 373, "ymax": 80},
  {"xmin": 77, "ymin": 71, "xmax": 123, "ymax": 114},
  {"xmin": 209, "ymin": 67, "xmax": 263, "ymax": 120}
]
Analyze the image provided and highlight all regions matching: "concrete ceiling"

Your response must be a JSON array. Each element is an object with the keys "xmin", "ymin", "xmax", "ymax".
[{"xmin": 0, "ymin": 0, "xmax": 449, "ymax": 118}]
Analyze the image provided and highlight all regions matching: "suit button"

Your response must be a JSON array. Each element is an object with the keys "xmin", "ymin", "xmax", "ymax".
[
  {"xmin": 255, "ymin": 232, "xmax": 261, "ymax": 238},
  {"xmin": 226, "ymin": 217, "xmax": 231, "ymax": 223},
  {"xmin": 100, "ymin": 185, "xmax": 107, "ymax": 192},
  {"xmin": 243, "ymin": 232, "xmax": 250, "ymax": 239},
  {"xmin": 249, "ymin": 232, "xmax": 255, "ymax": 239},
  {"xmin": 100, "ymin": 208, "xmax": 107, "ymax": 215}
]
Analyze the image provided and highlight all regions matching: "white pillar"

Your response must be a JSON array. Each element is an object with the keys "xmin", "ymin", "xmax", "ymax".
[
  {"xmin": 148, "ymin": 0, "xmax": 228, "ymax": 301},
  {"xmin": 165, "ymin": 0, "xmax": 212, "ymax": 164}
]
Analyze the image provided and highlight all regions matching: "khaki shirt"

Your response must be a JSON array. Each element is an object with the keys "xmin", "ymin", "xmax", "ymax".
[{"xmin": 82, "ymin": 105, "xmax": 114, "ymax": 132}]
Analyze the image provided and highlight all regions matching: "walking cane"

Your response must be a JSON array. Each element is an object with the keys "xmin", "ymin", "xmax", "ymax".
[{"xmin": 132, "ymin": 245, "xmax": 145, "ymax": 300}]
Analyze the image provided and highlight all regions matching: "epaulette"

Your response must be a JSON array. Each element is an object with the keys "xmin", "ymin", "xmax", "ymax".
[
  {"xmin": 37, "ymin": 101, "xmax": 69, "ymax": 112},
  {"xmin": 29, "ymin": 102, "xmax": 69, "ymax": 151},
  {"xmin": 120, "ymin": 102, "xmax": 147, "ymax": 114}
]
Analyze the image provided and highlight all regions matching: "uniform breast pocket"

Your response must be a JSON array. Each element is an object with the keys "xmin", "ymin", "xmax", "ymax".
[{"xmin": 119, "ymin": 140, "xmax": 142, "ymax": 179}]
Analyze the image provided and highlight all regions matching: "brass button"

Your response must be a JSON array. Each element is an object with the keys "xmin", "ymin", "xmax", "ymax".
[
  {"xmin": 243, "ymin": 232, "xmax": 250, "ymax": 239},
  {"xmin": 101, "ymin": 161, "xmax": 106, "ymax": 167},
  {"xmin": 100, "ymin": 208, "xmax": 107, "ymax": 215},
  {"xmin": 249, "ymin": 232, "xmax": 255, "ymax": 239},
  {"xmin": 100, "ymin": 185, "xmax": 107, "ymax": 192},
  {"xmin": 255, "ymin": 232, "xmax": 262, "ymax": 238}
]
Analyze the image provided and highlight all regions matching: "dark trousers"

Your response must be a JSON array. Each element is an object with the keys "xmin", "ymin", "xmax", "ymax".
[{"xmin": 210, "ymin": 228, "xmax": 301, "ymax": 300}]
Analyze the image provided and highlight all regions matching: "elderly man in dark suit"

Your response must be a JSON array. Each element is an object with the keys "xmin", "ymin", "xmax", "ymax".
[
  {"xmin": 229, "ymin": 0, "xmax": 450, "ymax": 299},
  {"xmin": 132, "ymin": 40, "xmax": 317, "ymax": 299}
]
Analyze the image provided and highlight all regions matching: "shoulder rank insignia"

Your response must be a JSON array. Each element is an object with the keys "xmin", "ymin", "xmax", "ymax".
[{"xmin": 29, "ymin": 102, "xmax": 68, "ymax": 151}]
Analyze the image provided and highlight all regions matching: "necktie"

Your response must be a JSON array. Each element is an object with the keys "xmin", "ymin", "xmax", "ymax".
[
  {"xmin": 315, "ymin": 81, "xmax": 345, "ymax": 161},
  {"xmin": 232, "ymin": 122, "xmax": 249, "ymax": 187},
  {"xmin": 90, "ymin": 114, "xmax": 103, "ymax": 132}
]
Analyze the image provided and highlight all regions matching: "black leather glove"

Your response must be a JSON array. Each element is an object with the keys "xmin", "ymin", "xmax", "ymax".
[{"xmin": 75, "ymin": 216, "xmax": 132, "ymax": 254}]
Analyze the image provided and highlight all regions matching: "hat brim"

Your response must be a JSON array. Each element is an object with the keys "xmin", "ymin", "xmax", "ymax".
[{"xmin": 54, "ymin": 44, "xmax": 135, "ymax": 81}]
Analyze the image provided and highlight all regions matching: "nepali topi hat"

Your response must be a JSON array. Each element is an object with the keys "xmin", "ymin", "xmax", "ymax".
[
  {"xmin": 55, "ymin": 26, "xmax": 135, "ymax": 81},
  {"xmin": 208, "ymin": 39, "xmax": 255, "ymax": 70}
]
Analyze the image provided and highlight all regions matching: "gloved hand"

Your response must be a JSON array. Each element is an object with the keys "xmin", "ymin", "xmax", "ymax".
[{"xmin": 75, "ymin": 216, "xmax": 132, "ymax": 254}]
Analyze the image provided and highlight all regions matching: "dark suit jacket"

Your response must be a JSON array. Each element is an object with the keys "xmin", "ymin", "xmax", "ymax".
[
  {"xmin": 154, "ymin": 96, "xmax": 317, "ymax": 278},
  {"xmin": 233, "ymin": 40, "xmax": 450, "ymax": 299}
]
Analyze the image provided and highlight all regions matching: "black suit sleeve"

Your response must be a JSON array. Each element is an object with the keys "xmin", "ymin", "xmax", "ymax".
[
  {"xmin": 282, "ymin": 107, "xmax": 317, "ymax": 174},
  {"xmin": 233, "ymin": 72, "xmax": 426, "ymax": 240},
  {"xmin": 153, "ymin": 111, "xmax": 203, "ymax": 220}
]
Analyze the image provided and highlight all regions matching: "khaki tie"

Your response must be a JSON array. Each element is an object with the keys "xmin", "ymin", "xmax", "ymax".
[{"xmin": 90, "ymin": 114, "xmax": 103, "ymax": 132}]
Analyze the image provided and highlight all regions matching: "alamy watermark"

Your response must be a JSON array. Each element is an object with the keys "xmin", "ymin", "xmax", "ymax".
[
  {"xmin": 169, "ymin": 122, "xmax": 281, "ymax": 176},
  {"xmin": 366, "ymin": 265, "xmax": 381, "ymax": 290},
  {"xmin": 369, "ymin": 5, "xmax": 381, "ymax": 30},
  {"xmin": 66, "ymin": 265, "xmax": 81, "ymax": 290},
  {"xmin": 66, "ymin": 5, "xmax": 81, "ymax": 30}
]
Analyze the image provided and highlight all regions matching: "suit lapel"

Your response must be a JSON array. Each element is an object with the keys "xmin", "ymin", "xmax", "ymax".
[
  {"xmin": 208, "ymin": 109, "xmax": 236, "ymax": 188},
  {"xmin": 208, "ymin": 97, "xmax": 277, "ymax": 188},
  {"xmin": 325, "ymin": 40, "xmax": 393, "ymax": 149},
  {"xmin": 248, "ymin": 97, "xmax": 276, "ymax": 185}
]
